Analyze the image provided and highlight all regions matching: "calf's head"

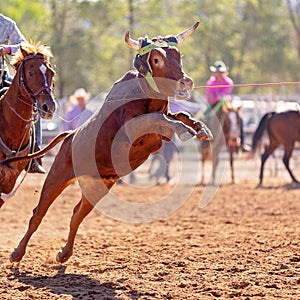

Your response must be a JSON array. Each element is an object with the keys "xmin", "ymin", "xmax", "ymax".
[{"xmin": 125, "ymin": 22, "xmax": 199, "ymax": 99}]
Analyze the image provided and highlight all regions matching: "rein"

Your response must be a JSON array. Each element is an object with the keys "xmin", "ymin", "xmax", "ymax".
[
  {"xmin": 1, "ymin": 122, "xmax": 36, "ymax": 201},
  {"xmin": 3, "ymin": 97, "xmax": 35, "ymax": 122},
  {"xmin": 196, "ymin": 98, "xmax": 227, "ymax": 120},
  {"xmin": 3, "ymin": 54, "xmax": 53, "ymax": 122},
  {"xmin": 0, "ymin": 56, "xmax": 4, "ymax": 83}
]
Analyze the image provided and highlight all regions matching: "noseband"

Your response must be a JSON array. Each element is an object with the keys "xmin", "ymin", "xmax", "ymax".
[{"xmin": 19, "ymin": 54, "xmax": 54, "ymax": 106}]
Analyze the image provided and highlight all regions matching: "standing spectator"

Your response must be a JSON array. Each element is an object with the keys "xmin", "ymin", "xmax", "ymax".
[
  {"xmin": 0, "ymin": 13, "xmax": 45, "ymax": 173},
  {"xmin": 64, "ymin": 88, "xmax": 93, "ymax": 130}
]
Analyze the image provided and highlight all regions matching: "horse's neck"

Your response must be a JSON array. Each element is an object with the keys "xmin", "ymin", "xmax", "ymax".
[
  {"xmin": 207, "ymin": 110, "xmax": 228, "ymax": 144},
  {"xmin": 0, "ymin": 76, "xmax": 33, "ymax": 150},
  {"xmin": 215, "ymin": 109, "xmax": 226, "ymax": 127}
]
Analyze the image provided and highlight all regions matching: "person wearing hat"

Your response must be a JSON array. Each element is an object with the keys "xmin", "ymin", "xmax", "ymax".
[
  {"xmin": 64, "ymin": 88, "xmax": 93, "ymax": 131},
  {"xmin": 205, "ymin": 60, "xmax": 249, "ymax": 152},
  {"xmin": 206, "ymin": 60, "xmax": 233, "ymax": 107}
]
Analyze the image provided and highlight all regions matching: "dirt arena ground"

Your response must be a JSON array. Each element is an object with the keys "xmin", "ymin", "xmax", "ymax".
[{"xmin": 0, "ymin": 153, "xmax": 300, "ymax": 300}]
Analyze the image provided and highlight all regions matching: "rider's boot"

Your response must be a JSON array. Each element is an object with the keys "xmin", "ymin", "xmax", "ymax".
[{"xmin": 27, "ymin": 142, "xmax": 46, "ymax": 174}]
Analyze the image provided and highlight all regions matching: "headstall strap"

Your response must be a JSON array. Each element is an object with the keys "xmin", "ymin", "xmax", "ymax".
[
  {"xmin": 134, "ymin": 36, "xmax": 178, "ymax": 76},
  {"xmin": 133, "ymin": 36, "xmax": 179, "ymax": 94}
]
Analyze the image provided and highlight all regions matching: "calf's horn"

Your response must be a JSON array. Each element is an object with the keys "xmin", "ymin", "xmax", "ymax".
[
  {"xmin": 175, "ymin": 21, "xmax": 200, "ymax": 45},
  {"xmin": 125, "ymin": 30, "xmax": 140, "ymax": 50}
]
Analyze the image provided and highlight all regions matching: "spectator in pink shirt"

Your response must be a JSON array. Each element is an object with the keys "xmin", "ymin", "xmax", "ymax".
[
  {"xmin": 205, "ymin": 60, "xmax": 249, "ymax": 151},
  {"xmin": 206, "ymin": 60, "xmax": 233, "ymax": 106}
]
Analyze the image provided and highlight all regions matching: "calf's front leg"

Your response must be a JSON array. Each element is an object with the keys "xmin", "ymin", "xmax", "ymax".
[
  {"xmin": 124, "ymin": 112, "xmax": 196, "ymax": 143},
  {"xmin": 168, "ymin": 112, "xmax": 213, "ymax": 140}
]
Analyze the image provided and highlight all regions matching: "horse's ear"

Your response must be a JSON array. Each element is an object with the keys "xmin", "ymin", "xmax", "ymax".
[
  {"xmin": 231, "ymin": 99, "xmax": 242, "ymax": 111},
  {"xmin": 19, "ymin": 42, "xmax": 28, "ymax": 58},
  {"xmin": 232, "ymin": 102, "xmax": 242, "ymax": 111},
  {"xmin": 222, "ymin": 102, "xmax": 229, "ymax": 113}
]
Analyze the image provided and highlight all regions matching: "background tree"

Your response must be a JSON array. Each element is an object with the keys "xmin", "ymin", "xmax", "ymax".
[
  {"xmin": 287, "ymin": 0, "xmax": 300, "ymax": 71},
  {"xmin": 1, "ymin": 0, "xmax": 300, "ymax": 99}
]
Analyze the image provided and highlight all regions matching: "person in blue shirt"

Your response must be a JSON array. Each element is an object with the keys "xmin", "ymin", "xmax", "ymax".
[{"xmin": 64, "ymin": 88, "xmax": 93, "ymax": 131}]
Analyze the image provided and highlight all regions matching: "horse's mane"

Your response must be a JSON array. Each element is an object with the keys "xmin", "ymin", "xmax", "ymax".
[{"xmin": 11, "ymin": 42, "xmax": 53, "ymax": 69}]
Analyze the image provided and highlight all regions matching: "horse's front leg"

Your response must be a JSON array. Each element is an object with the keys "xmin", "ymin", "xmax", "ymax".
[
  {"xmin": 229, "ymin": 149, "xmax": 235, "ymax": 184},
  {"xmin": 168, "ymin": 112, "xmax": 213, "ymax": 141}
]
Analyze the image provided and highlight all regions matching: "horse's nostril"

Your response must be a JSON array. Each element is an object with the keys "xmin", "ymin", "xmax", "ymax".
[{"xmin": 42, "ymin": 104, "xmax": 48, "ymax": 113}]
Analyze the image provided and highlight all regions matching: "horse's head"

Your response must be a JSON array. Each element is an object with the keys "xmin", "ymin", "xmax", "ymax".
[
  {"xmin": 222, "ymin": 102, "xmax": 241, "ymax": 144},
  {"xmin": 12, "ymin": 43, "xmax": 56, "ymax": 119},
  {"xmin": 125, "ymin": 22, "xmax": 199, "ymax": 100}
]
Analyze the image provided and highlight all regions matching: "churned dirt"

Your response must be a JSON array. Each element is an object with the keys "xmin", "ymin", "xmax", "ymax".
[{"xmin": 0, "ymin": 155, "xmax": 300, "ymax": 300}]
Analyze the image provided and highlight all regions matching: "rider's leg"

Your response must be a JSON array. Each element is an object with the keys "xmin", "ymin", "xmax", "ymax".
[
  {"xmin": 29, "ymin": 117, "xmax": 46, "ymax": 174},
  {"xmin": 240, "ymin": 118, "xmax": 250, "ymax": 152}
]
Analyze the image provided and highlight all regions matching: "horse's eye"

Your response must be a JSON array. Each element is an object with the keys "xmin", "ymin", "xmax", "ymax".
[
  {"xmin": 29, "ymin": 71, "xmax": 33, "ymax": 77},
  {"xmin": 154, "ymin": 58, "xmax": 159, "ymax": 64}
]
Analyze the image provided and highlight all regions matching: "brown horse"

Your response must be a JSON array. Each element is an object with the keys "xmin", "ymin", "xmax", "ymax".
[
  {"xmin": 251, "ymin": 110, "xmax": 300, "ymax": 186},
  {"xmin": 200, "ymin": 101, "xmax": 242, "ymax": 185},
  {"xmin": 0, "ymin": 43, "xmax": 56, "ymax": 208},
  {"xmin": 7, "ymin": 22, "xmax": 212, "ymax": 264}
]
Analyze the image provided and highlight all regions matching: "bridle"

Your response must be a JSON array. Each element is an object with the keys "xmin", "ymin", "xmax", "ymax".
[
  {"xmin": 19, "ymin": 54, "xmax": 54, "ymax": 108},
  {"xmin": 2, "ymin": 54, "xmax": 54, "ymax": 124},
  {"xmin": 0, "ymin": 53, "xmax": 55, "ymax": 201},
  {"xmin": 0, "ymin": 54, "xmax": 54, "ymax": 157}
]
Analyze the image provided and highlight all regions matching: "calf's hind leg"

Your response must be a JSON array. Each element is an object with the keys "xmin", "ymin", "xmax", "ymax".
[
  {"xmin": 56, "ymin": 196, "xmax": 93, "ymax": 263},
  {"xmin": 10, "ymin": 141, "xmax": 75, "ymax": 263},
  {"xmin": 56, "ymin": 178, "xmax": 116, "ymax": 263},
  {"xmin": 10, "ymin": 174, "xmax": 75, "ymax": 263}
]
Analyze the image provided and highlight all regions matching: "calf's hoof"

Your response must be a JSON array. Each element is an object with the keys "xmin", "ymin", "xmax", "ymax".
[
  {"xmin": 10, "ymin": 248, "xmax": 25, "ymax": 263},
  {"xmin": 56, "ymin": 248, "xmax": 72, "ymax": 264},
  {"xmin": 196, "ymin": 127, "xmax": 213, "ymax": 141}
]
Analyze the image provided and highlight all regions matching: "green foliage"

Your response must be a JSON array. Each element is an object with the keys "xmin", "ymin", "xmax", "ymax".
[
  {"xmin": 1, "ymin": 0, "xmax": 51, "ymax": 41},
  {"xmin": 2, "ymin": 0, "xmax": 300, "ymax": 98}
]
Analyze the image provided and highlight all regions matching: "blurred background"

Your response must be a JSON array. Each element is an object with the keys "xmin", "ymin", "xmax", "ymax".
[
  {"xmin": 2, "ymin": 0, "xmax": 300, "ymax": 146},
  {"xmin": 3, "ymin": 0, "xmax": 300, "ymax": 96}
]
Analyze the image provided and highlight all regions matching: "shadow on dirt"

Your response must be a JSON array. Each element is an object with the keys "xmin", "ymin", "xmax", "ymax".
[
  {"xmin": 256, "ymin": 182, "xmax": 300, "ymax": 190},
  {"xmin": 282, "ymin": 182, "xmax": 300, "ymax": 190},
  {"xmin": 13, "ymin": 267, "xmax": 149, "ymax": 300}
]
